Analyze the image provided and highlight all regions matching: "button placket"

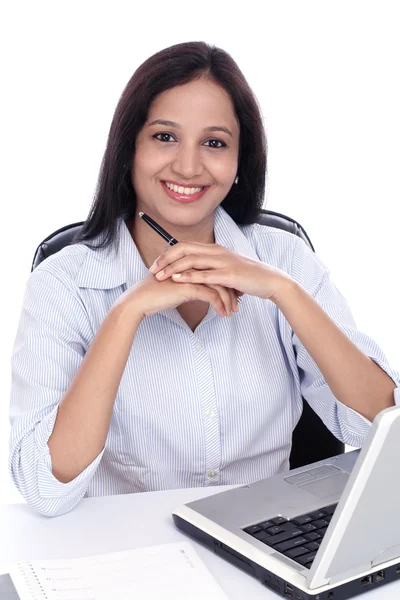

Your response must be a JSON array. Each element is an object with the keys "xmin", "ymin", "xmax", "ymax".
[
  {"xmin": 206, "ymin": 408, "xmax": 218, "ymax": 418},
  {"xmin": 191, "ymin": 337, "xmax": 221, "ymax": 486}
]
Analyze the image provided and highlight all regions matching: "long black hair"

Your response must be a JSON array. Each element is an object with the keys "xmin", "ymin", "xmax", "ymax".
[{"xmin": 72, "ymin": 41, "xmax": 267, "ymax": 251}]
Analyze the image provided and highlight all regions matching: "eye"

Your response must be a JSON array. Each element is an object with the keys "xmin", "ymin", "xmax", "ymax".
[
  {"xmin": 153, "ymin": 133, "xmax": 175, "ymax": 143},
  {"xmin": 204, "ymin": 139, "xmax": 227, "ymax": 149},
  {"xmin": 152, "ymin": 133, "xmax": 227, "ymax": 148}
]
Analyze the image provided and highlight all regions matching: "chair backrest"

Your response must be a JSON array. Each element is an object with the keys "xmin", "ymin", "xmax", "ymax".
[{"xmin": 31, "ymin": 209, "xmax": 344, "ymax": 468}]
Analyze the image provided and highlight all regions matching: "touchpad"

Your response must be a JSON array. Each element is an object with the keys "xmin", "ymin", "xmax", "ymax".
[{"xmin": 299, "ymin": 472, "xmax": 350, "ymax": 499}]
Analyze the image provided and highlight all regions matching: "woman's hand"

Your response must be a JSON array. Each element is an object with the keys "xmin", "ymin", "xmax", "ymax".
[
  {"xmin": 117, "ymin": 272, "xmax": 240, "ymax": 319},
  {"xmin": 148, "ymin": 240, "xmax": 294, "ymax": 302}
]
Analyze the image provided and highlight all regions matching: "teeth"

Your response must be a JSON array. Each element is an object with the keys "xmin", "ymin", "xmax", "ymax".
[{"xmin": 165, "ymin": 181, "xmax": 204, "ymax": 195}]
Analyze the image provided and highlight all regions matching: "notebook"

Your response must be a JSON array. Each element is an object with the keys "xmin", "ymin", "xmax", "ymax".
[{"xmin": 7, "ymin": 541, "xmax": 229, "ymax": 600}]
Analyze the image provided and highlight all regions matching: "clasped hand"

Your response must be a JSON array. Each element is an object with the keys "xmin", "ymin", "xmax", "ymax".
[{"xmin": 149, "ymin": 240, "xmax": 293, "ymax": 303}]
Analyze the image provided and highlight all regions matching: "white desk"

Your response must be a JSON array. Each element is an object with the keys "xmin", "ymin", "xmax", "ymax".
[{"xmin": 0, "ymin": 486, "xmax": 397, "ymax": 599}]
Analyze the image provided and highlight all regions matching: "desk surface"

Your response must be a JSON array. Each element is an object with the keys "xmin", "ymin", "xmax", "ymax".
[{"xmin": 0, "ymin": 485, "xmax": 396, "ymax": 599}]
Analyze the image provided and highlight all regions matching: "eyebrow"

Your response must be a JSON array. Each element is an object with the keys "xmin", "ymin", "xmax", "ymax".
[{"xmin": 148, "ymin": 119, "xmax": 233, "ymax": 138}]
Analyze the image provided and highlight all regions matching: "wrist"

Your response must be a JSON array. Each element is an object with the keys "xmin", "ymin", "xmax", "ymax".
[
  {"xmin": 111, "ymin": 294, "xmax": 145, "ymax": 326},
  {"xmin": 270, "ymin": 276, "xmax": 299, "ymax": 306}
]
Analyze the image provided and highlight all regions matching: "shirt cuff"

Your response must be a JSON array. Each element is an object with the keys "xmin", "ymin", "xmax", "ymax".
[
  {"xmin": 35, "ymin": 406, "xmax": 105, "ymax": 499},
  {"xmin": 335, "ymin": 357, "xmax": 400, "ymax": 447}
]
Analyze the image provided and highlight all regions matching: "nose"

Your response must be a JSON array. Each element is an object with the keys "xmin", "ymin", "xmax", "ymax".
[{"xmin": 171, "ymin": 142, "xmax": 204, "ymax": 181}]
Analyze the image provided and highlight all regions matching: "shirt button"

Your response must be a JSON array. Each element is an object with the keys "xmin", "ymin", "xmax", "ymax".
[
  {"xmin": 195, "ymin": 341, "xmax": 203, "ymax": 352},
  {"xmin": 207, "ymin": 470, "xmax": 217, "ymax": 478},
  {"xmin": 206, "ymin": 408, "xmax": 218, "ymax": 417}
]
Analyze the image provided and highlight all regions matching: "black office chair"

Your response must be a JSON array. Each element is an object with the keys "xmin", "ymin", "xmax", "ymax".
[{"xmin": 31, "ymin": 209, "xmax": 345, "ymax": 469}]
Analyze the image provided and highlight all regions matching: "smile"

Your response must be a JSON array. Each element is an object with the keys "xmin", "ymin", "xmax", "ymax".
[{"xmin": 161, "ymin": 181, "xmax": 210, "ymax": 203}]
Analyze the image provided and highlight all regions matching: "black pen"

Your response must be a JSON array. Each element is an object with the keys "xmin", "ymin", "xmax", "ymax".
[
  {"xmin": 138, "ymin": 211, "xmax": 242, "ymax": 303},
  {"xmin": 138, "ymin": 212, "xmax": 179, "ymax": 246}
]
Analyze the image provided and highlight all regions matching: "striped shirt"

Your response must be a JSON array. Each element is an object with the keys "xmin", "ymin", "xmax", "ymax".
[{"xmin": 9, "ymin": 206, "xmax": 400, "ymax": 517}]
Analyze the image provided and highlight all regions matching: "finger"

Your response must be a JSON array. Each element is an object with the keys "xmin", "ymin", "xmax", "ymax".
[
  {"xmin": 187, "ymin": 283, "xmax": 226, "ymax": 317},
  {"xmin": 231, "ymin": 288, "xmax": 240, "ymax": 311},
  {"xmin": 170, "ymin": 268, "xmax": 235, "ymax": 290},
  {"xmin": 233, "ymin": 289, "xmax": 244, "ymax": 305},
  {"xmin": 152, "ymin": 254, "xmax": 224, "ymax": 279},
  {"xmin": 217, "ymin": 285, "xmax": 239, "ymax": 314},
  {"xmin": 150, "ymin": 242, "xmax": 226, "ymax": 272},
  {"xmin": 206, "ymin": 284, "xmax": 234, "ymax": 317},
  {"xmin": 173, "ymin": 272, "xmax": 238, "ymax": 312}
]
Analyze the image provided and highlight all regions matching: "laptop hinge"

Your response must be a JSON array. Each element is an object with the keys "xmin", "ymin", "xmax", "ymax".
[
  {"xmin": 371, "ymin": 544, "xmax": 400, "ymax": 567},
  {"xmin": 328, "ymin": 562, "xmax": 372, "ymax": 586}
]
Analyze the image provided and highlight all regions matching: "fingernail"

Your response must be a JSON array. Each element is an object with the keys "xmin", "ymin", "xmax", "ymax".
[
  {"xmin": 149, "ymin": 262, "xmax": 157, "ymax": 273},
  {"xmin": 155, "ymin": 270, "xmax": 164, "ymax": 279},
  {"xmin": 172, "ymin": 273, "xmax": 182, "ymax": 279}
]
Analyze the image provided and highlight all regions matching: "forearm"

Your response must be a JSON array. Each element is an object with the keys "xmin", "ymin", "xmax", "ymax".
[
  {"xmin": 48, "ymin": 301, "xmax": 143, "ymax": 483},
  {"xmin": 272, "ymin": 280, "xmax": 396, "ymax": 422}
]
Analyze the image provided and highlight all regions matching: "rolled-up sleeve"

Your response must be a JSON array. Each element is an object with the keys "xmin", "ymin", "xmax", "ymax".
[
  {"xmin": 9, "ymin": 263, "xmax": 104, "ymax": 517},
  {"xmin": 290, "ymin": 238, "xmax": 400, "ymax": 448}
]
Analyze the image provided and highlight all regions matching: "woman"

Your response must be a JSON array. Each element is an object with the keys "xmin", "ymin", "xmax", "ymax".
[{"xmin": 9, "ymin": 41, "xmax": 400, "ymax": 517}]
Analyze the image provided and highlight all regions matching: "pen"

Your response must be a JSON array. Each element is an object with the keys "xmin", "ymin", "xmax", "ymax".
[
  {"xmin": 138, "ymin": 212, "xmax": 179, "ymax": 246},
  {"xmin": 138, "ymin": 211, "xmax": 242, "ymax": 303}
]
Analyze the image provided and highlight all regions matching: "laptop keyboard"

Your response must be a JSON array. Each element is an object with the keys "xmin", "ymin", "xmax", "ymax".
[{"xmin": 243, "ymin": 503, "xmax": 338, "ymax": 569}]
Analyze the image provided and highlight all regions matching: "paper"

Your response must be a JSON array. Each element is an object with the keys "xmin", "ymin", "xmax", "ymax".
[{"xmin": 9, "ymin": 541, "xmax": 229, "ymax": 600}]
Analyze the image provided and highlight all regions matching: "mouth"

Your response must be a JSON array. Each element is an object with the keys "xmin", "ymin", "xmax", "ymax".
[{"xmin": 161, "ymin": 181, "xmax": 210, "ymax": 203}]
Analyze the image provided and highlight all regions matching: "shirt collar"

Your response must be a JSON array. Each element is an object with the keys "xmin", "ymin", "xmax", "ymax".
[{"xmin": 76, "ymin": 205, "xmax": 259, "ymax": 290}]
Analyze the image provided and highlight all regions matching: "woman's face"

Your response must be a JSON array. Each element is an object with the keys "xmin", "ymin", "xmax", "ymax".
[{"xmin": 131, "ymin": 77, "xmax": 240, "ymax": 229}]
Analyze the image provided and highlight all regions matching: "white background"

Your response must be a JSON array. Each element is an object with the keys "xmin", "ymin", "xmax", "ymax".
[{"xmin": 1, "ymin": 1, "xmax": 399, "ymax": 505}]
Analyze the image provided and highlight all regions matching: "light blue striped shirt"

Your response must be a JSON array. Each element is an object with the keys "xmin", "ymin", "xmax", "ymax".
[{"xmin": 9, "ymin": 206, "xmax": 400, "ymax": 517}]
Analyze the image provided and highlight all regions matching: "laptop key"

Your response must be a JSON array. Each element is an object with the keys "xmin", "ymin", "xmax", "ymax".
[
  {"xmin": 312, "ymin": 519, "xmax": 330, "ymax": 529},
  {"xmin": 264, "ymin": 527, "xmax": 305, "ymax": 546},
  {"xmin": 270, "ymin": 516, "xmax": 288, "ymax": 525},
  {"xmin": 274, "ymin": 537, "xmax": 309, "ymax": 553},
  {"xmin": 268, "ymin": 522, "xmax": 301, "ymax": 535},
  {"xmin": 297, "ymin": 551, "xmax": 318, "ymax": 566},
  {"xmin": 243, "ymin": 524, "xmax": 262, "ymax": 534},
  {"xmin": 314, "ymin": 527, "xmax": 328, "ymax": 537},
  {"xmin": 285, "ymin": 546, "xmax": 310, "ymax": 559},
  {"xmin": 292, "ymin": 515, "xmax": 314, "ymax": 525},
  {"xmin": 258, "ymin": 520, "xmax": 274, "ymax": 529},
  {"xmin": 323, "ymin": 504, "xmax": 337, "ymax": 515},
  {"xmin": 253, "ymin": 530, "xmax": 273, "ymax": 541},
  {"xmin": 300, "ymin": 523, "xmax": 317, "ymax": 532},
  {"xmin": 308, "ymin": 509, "xmax": 329, "ymax": 520},
  {"xmin": 304, "ymin": 541, "xmax": 320, "ymax": 552},
  {"xmin": 266, "ymin": 525, "xmax": 286, "ymax": 535},
  {"xmin": 303, "ymin": 531, "xmax": 321, "ymax": 541}
]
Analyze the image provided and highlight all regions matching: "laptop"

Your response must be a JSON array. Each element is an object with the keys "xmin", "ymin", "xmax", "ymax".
[{"xmin": 172, "ymin": 405, "xmax": 400, "ymax": 599}]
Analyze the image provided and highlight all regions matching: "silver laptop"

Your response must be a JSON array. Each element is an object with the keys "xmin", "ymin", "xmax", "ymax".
[{"xmin": 172, "ymin": 405, "xmax": 400, "ymax": 599}]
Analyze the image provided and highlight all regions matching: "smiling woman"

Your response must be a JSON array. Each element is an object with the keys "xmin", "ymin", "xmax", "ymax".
[
  {"xmin": 70, "ymin": 41, "xmax": 267, "ymax": 252},
  {"xmin": 8, "ymin": 40, "xmax": 400, "ymax": 518},
  {"xmin": 129, "ymin": 75, "xmax": 241, "ymax": 247}
]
